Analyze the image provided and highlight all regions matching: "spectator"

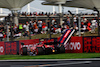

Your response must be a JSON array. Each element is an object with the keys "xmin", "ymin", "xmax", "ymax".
[
  {"xmin": 0, "ymin": 13, "xmax": 99, "ymax": 41},
  {"xmin": 81, "ymin": 17, "xmax": 87, "ymax": 26},
  {"xmin": 18, "ymin": 23, "xmax": 23, "ymax": 33},
  {"xmin": 74, "ymin": 16, "xmax": 78, "ymax": 27},
  {"xmin": 55, "ymin": 24, "xmax": 61, "ymax": 33},
  {"xmin": 91, "ymin": 19, "xmax": 96, "ymax": 33},
  {"xmin": 54, "ymin": 22, "xmax": 57, "ymax": 28},
  {"xmin": 13, "ymin": 24, "xmax": 18, "ymax": 34},
  {"xmin": 66, "ymin": 17, "xmax": 70, "ymax": 27},
  {"xmin": 81, "ymin": 22, "xmax": 86, "ymax": 34},
  {"xmin": 26, "ymin": 23, "xmax": 29, "ymax": 35},
  {"xmin": 47, "ymin": 20, "xmax": 50, "ymax": 29},
  {"xmin": 23, "ymin": 23, "xmax": 27, "ymax": 32},
  {"xmin": 34, "ymin": 22, "xmax": 38, "ymax": 34},
  {"xmin": 23, "ymin": 31, "xmax": 28, "ymax": 37},
  {"xmin": 42, "ymin": 22, "xmax": 47, "ymax": 34},
  {"xmin": 52, "ymin": 18, "xmax": 55, "ymax": 25},
  {"xmin": 0, "ymin": 29, "xmax": 3, "ymax": 41},
  {"xmin": 38, "ymin": 20, "xmax": 42, "ymax": 33},
  {"xmin": 87, "ymin": 21, "xmax": 91, "ymax": 32}
]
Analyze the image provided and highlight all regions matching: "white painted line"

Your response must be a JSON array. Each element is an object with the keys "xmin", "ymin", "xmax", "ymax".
[
  {"xmin": 0, "ymin": 58, "xmax": 100, "ymax": 61},
  {"xmin": 39, "ymin": 61, "xmax": 92, "ymax": 67}
]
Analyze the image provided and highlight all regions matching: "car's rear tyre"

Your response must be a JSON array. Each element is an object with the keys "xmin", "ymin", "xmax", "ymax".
[
  {"xmin": 36, "ymin": 47, "xmax": 44, "ymax": 55},
  {"xmin": 22, "ymin": 47, "xmax": 27, "ymax": 55},
  {"xmin": 60, "ymin": 45, "xmax": 65, "ymax": 53},
  {"xmin": 45, "ymin": 48, "xmax": 52, "ymax": 54}
]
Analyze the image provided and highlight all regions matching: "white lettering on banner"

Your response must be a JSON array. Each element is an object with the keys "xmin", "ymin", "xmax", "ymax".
[
  {"xmin": 0, "ymin": 46, "xmax": 4, "ymax": 53},
  {"xmin": 21, "ymin": 43, "xmax": 38, "ymax": 49},
  {"xmin": 65, "ymin": 42, "xmax": 81, "ymax": 50}
]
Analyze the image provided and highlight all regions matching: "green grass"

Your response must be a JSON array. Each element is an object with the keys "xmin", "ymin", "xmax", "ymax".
[
  {"xmin": 15, "ymin": 28, "xmax": 98, "ymax": 41},
  {"xmin": 81, "ymin": 28, "xmax": 98, "ymax": 36},
  {"xmin": 14, "ymin": 34, "xmax": 61, "ymax": 41},
  {"xmin": 0, "ymin": 53, "xmax": 100, "ymax": 60}
]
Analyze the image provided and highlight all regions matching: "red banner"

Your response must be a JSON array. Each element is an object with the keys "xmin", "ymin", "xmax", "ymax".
[
  {"xmin": 3, "ymin": 36, "xmax": 100, "ymax": 55},
  {"xmin": 0, "ymin": 42, "xmax": 4, "ymax": 55},
  {"xmin": 83, "ymin": 36, "xmax": 100, "ymax": 53},
  {"xmin": 64, "ymin": 37, "xmax": 83, "ymax": 53},
  {"xmin": 19, "ymin": 39, "xmax": 39, "ymax": 54},
  {"xmin": 4, "ymin": 41, "xmax": 19, "ymax": 55}
]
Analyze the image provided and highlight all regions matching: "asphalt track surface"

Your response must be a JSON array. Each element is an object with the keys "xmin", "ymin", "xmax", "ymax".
[{"xmin": 0, "ymin": 59, "xmax": 100, "ymax": 67}]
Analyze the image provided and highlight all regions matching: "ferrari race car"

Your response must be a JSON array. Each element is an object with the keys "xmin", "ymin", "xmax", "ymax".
[
  {"xmin": 21, "ymin": 41, "xmax": 65, "ymax": 56},
  {"xmin": 21, "ymin": 29, "xmax": 75, "ymax": 56}
]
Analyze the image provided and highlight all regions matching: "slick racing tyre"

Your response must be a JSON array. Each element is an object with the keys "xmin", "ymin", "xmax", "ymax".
[
  {"xmin": 36, "ymin": 47, "xmax": 44, "ymax": 55},
  {"xmin": 45, "ymin": 48, "xmax": 52, "ymax": 55},
  {"xmin": 60, "ymin": 45, "xmax": 65, "ymax": 53},
  {"xmin": 22, "ymin": 47, "xmax": 27, "ymax": 55}
]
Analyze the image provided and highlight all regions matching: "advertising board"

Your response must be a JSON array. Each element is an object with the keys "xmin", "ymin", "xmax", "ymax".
[
  {"xmin": 0, "ymin": 42, "xmax": 4, "ymax": 55},
  {"xmin": 2, "ymin": 36, "xmax": 100, "ymax": 55},
  {"xmin": 83, "ymin": 36, "xmax": 100, "ymax": 53},
  {"xmin": 4, "ymin": 41, "xmax": 19, "ymax": 55},
  {"xmin": 19, "ymin": 39, "xmax": 39, "ymax": 54},
  {"xmin": 64, "ymin": 37, "xmax": 83, "ymax": 53}
]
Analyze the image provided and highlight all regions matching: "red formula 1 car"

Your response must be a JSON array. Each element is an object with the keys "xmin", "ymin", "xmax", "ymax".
[
  {"xmin": 37, "ymin": 41, "xmax": 65, "ymax": 55},
  {"xmin": 21, "ymin": 29, "xmax": 75, "ymax": 55},
  {"xmin": 21, "ymin": 41, "xmax": 65, "ymax": 55}
]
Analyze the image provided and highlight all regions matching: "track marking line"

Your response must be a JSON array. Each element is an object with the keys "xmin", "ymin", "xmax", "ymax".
[{"xmin": 39, "ymin": 61, "xmax": 92, "ymax": 67}]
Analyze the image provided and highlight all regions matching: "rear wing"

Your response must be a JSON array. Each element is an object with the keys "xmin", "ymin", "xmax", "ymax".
[{"xmin": 59, "ymin": 29, "xmax": 75, "ymax": 45}]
